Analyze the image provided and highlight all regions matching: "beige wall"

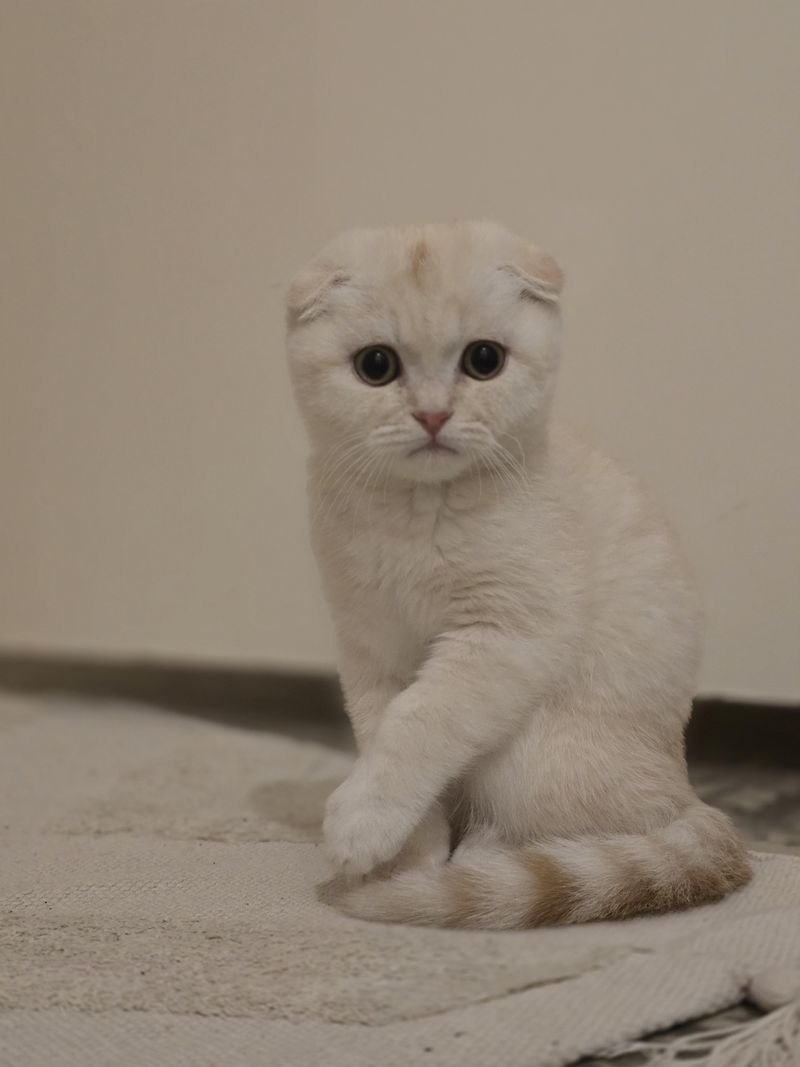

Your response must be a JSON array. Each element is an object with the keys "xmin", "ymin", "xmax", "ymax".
[{"xmin": 1, "ymin": 1, "xmax": 798, "ymax": 700}]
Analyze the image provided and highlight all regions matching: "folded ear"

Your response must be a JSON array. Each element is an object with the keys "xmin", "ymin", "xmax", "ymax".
[
  {"xmin": 500, "ymin": 246, "xmax": 564, "ymax": 304},
  {"xmin": 286, "ymin": 261, "xmax": 352, "ymax": 325}
]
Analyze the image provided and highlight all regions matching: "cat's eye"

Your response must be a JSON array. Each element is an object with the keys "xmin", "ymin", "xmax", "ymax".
[
  {"xmin": 461, "ymin": 340, "xmax": 506, "ymax": 381},
  {"xmin": 353, "ymin": 345, "xmax": 401, "ymax": 386}
]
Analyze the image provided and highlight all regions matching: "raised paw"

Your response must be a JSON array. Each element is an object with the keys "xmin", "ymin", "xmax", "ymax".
[{"xmin": 323, "ymin": 764, "xmax": 420, "ymax": 877}]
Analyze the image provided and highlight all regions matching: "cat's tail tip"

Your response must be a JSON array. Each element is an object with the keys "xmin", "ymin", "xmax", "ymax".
[{"xmin": 334, "ymin": 863, "xmax": 474, "ymax": 927}]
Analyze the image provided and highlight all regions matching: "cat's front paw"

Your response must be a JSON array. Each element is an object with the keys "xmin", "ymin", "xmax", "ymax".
[{"xmin": 323, "ymin": 765, "xmax": 418, "ymax": 877}]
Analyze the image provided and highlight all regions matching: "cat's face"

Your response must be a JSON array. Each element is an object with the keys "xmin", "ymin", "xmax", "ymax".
[{"xmin": 286, "ymin": 221, "xmax": 563, "ymax": 486}]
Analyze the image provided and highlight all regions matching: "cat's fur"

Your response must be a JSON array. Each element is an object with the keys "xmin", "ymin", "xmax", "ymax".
[{"xmin": 286, "ymin": 220, "xmax": 750, "ymax": 928}]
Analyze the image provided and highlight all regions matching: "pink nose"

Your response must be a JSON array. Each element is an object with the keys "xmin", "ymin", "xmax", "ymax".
[{"xmin": 413, "ymin": 410, "xmax": 452, "ymax": 438}]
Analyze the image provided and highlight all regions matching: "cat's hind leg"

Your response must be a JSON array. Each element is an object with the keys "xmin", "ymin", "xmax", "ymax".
[{"xmin": 387, "ymin": 801, "xmax": 452, "ymax": 873}]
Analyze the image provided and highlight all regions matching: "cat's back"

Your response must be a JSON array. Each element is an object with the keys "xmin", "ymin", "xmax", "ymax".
[
  {"xmin": 547, "ymin": 419, "xmax": 686, "ymax": 565},
  {"xmin": 546, "ymin": 419, "xmax": 701, "ymax": 682}
]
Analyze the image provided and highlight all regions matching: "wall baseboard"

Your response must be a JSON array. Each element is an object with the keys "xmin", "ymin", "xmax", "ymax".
[
  {"xmin": 0, "ymin": 650, "xmax": 346, "ymax": 733},
  {"xmin": 0, "ymin": 650, "xmax": 796, "ymax": 765},
  {"xmin": 684, "ymin": 698, "xmax": 800, "ymax": 767}
]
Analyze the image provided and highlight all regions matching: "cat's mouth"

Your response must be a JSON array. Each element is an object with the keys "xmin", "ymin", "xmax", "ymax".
[{"xmin": 409, "ymin": 441, "xmax": 458, "ymax": 456}]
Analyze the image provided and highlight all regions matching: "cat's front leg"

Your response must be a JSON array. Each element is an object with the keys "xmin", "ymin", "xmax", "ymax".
[
  {"xmin": 325, "ymin": 636, "xmax": 451, "ymax": 877},
  {"xmin": 324, "ymin": 625, "xmax": 543, "ymax": 875},
  {"xmin": 336, "ymin": 634, "xmax": 407, "ymax": 752}
]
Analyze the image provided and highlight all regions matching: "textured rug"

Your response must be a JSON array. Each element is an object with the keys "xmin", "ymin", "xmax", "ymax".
[{"xmin": 1, "ymin": 693, "xmax": 799, "ymax": 1066}]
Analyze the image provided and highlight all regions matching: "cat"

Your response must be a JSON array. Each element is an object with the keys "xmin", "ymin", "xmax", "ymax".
[{"xmin": 285, "ymin": 220, "xmax": 750, "ymax": 928}]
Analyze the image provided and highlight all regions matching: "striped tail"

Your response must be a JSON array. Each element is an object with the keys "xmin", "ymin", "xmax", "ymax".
[{"xmin": 335, "ymin": 803, "xmax": 751, "ymax": 929}]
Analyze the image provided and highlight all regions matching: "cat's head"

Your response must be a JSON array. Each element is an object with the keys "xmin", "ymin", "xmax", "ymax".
[{"xmin": 286, "ymin": 221, "xmax": 563, "ymax": 486}]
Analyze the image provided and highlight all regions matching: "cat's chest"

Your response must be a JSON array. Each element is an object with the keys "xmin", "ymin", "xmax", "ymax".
[
  {"xmin": 328, "ymin": 488, "xmax": 479, "ymax": 629},
  {"xmin": 357, "ymin": 500, "xmax": 461, "ymax": 590}
]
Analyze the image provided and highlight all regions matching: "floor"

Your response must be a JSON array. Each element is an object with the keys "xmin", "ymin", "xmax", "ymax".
[{"xmin": 1, "ymin": 666, "xmax": 798, "ymax": 1064}]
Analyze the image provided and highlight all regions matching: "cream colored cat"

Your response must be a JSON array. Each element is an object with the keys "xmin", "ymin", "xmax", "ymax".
[{"xmin": 286, "ymin": 220, "xmax": 750, "ymax": 928}]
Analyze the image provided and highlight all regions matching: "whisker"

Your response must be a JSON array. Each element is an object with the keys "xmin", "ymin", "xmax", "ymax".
[
  {"xmin": 357, "ymin": 450, "xmax": 390, "ymax": 536},
  {"xmin": 483, "ymin": 457, "xmax": 503, "ymax": 504},
  {"xmin": 315, "ymin": 450, "xmax": 376, "ymax": 529},
  {"xmin": 315, "ymin": 434, "xmax": 367, "ymax": 483},
  {"xmin": 486, "ymin": 445, "xmax": 526, "ymax": 498}
]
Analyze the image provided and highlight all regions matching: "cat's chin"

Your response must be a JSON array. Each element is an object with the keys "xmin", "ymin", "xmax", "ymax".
[{"xmin": 393, "ymin": 448, "xmax": 472, "ymax": 485}]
